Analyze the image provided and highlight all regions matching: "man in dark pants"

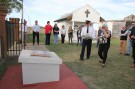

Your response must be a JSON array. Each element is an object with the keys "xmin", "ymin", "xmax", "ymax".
[
  {"xmin": 130, "ymin": 22, "xmax": 135, "ymax": 68},
  {"xmin": 79, "ymin": 20, "xmax": 96, "ymax": 61},
  {"xmin": 32, "ymin": 20, "xmax": 40, "ymax": 45}
]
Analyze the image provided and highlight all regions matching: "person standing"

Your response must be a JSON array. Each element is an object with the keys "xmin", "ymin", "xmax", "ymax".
[
  {"xmin": 68, "ymin": 26, "xmax": 73, "ymax": 45},
  {"xmin": 119, "ymin": 26, "xmax": 128, "ymax": 54},
  {"xmin": 125, "ymin": 25, "xmax": 133, "ymax": 56},
  {"xmin": 79, "ymin": 20, "xmax": 96, "ymax": 61},
  {"xmin": 32, "ymin": 20, "xmax": 40, "ymax": 45},
  {"xmin": 77, "ymin": 25, "xmax": 83, "ymax": 46},
  {"xmin": 45, "ymin": 21, "xmax": 52, "ymax": 45},
  {"xmin": 129, "ymin": 22, "xmax": 135, "ymax": 68},
  {"xmin": 22, "ymin": 20, "xmax": 28, "ymax": 46},
  {"xmin": 53, "ymin": 23, "xmax": 59, "ymax": 44},
  {"xmin": 97, "ymin": 27, "xmax": 102, "ymax": 47},
  {"xmin": 98, "ymin": 25, "xmax": 111, "ymax": 67},
  {"xmin": 61, "ymin": 25, "xmax": 66, "ymax": 44}
]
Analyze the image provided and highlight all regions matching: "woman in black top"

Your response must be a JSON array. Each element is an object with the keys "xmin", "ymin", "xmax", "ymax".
[
  {"xmin": 53, "ymin": 24, "xmax": 59, "ymax": 44},
  {"xmin": 98, "ymin": 25, "xmax": 111, "ymax": 67}
]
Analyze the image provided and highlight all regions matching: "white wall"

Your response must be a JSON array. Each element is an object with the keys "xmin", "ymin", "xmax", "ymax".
[
  {"xmin": 57, "ymin": 21, "xmax": 71, "ymax": 41},
  {"xmin": 57, "ymin": 21, "xmax": 99, "ymax": 42},
  {"xmin": 107, "ymin": 22, "xmax": 113, "ymax": 33},
  {"xmin": 72, "ymin": 4, "xmax": 100, "ymax": 23},
  {"xmin": 57, "ymin": 21, "xmax": 86, "ymax": 42}
]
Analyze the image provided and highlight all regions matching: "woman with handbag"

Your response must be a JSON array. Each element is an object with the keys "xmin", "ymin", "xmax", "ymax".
[{"xmin": 98, "ymin": 24, "xmax": 111, "ymax": 67}]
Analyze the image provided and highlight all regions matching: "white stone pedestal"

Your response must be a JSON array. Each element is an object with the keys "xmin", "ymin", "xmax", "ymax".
[{"xmin": 18, "ymin": 50, "xmax": 62, "ymax": 85}]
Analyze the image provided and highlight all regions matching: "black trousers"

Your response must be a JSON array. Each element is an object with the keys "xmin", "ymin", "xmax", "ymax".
[
  {"xmin": 98, "ymin": 43, "xmax": 110, "ymax": 64},
  {"xmin": 132, "ymin": 42, "xmax": 135, "ymax": 64},
  {"xmin": 45, "ymin": 34, "xmax": 51, "ymax": 45},
  {"xmin": 97, "ymin": 39, "xmax": 100, "ymax": 47},
  {"xmin": 80, "ymin": 39, "xmax": 92, "ymax": 60},
  {"xmin": 77, "ymin": 37, "xmax": 82, "ymax": 45},
  {"xmin": 68, "ymin": 34, "xmax": 73, "ymax": 44},
  {"xmin": 33, "ymin": 31, "xmax": 39, "ymax": 45},
  {"xmin": 61, "ymin": 34, "xmax": 65, "ymax": 43}
]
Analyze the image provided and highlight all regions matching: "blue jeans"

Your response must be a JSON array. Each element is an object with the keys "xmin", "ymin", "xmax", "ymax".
[
  {"xmin": 126, "ymin": 39, "xmax": 132, "ymax": 54},
  {"xmin": 54, "ymin": 34, "xmax": 58, "ymax": 44}
]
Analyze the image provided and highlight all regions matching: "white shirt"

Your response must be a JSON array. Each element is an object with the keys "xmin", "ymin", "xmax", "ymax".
[
  {"xmin": 61, "ymin": 28, "xmax": 66, "ymax": 35},
  {"xmin": 74, "ymin": 27, "xmax": 78, "ymax": 33},
  {"xmin": 119, "ymin": 29, "xmax": 129, "ymax": 36},
  {"xmin": 22, "ymin": 24, "xmax": 28, "ymax": 32},
  {"xmin": 32, "ymin": 24, "xmax": 40, "ymax": 32},
  {"xmin": 81, "ymin": 26, "xmax": 96, "ymax": 39}
]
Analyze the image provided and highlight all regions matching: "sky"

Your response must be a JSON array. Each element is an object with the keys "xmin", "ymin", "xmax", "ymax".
[{"xmin": 6, "ymin": 0, "xmax": 135, "ymax": 27}]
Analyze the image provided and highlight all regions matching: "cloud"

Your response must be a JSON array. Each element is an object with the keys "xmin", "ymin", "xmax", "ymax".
[{"xmin": 7, "ymin": 0, "xmax": 135, "ymax": 26}]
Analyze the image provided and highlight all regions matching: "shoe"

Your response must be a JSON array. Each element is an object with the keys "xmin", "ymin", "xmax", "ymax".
[
  {"xmin": 99, "ymin": 59, "xmax": 103, "ymax": 63},
  {"xmin": 102, "ymin": 64, "xmax": 105, "ymax": 67},
  {"xmin": 125, "ymin": 53, "xmax": 130, "ymax": 56},
  {"xmin": 87, "ymin": 57, "xmax": 89, "ymax": 59},
  {"xmin": 79, "ymin": 58, "xmax": 84, "ymax": 61},
  {"xmin": 130, "ymin": 64, "xmax": 135, "ymax": 68}
]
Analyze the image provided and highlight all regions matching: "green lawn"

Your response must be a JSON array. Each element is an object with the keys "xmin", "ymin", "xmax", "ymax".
[
  {"xmin": 45, "ymin": 37, "xmax": 135, "ymax": 89},
  {"xmin": 0, "ymin": 34, "xmax": 135, "ymax": 89}
]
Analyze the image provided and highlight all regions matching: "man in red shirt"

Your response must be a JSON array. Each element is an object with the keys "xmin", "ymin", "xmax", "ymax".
[{"xmin": 45, "ymin": 21, "xmax": 52, "ymax": 45}]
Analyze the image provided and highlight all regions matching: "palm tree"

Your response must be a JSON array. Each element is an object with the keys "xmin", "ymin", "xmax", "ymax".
[{"xmin": 0, "ymin": 0, "xmax": 23, "ymax": 13}]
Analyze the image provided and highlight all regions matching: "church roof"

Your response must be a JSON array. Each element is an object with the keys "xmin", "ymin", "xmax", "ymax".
[
  {"xmin": 105, "ymin": 20, "xmax": 124, "ymax": 22},
  {"xmin": 54, "ymin": 4, "xmax": 104, "ymax": 22},
  {"xmin": 124, "ymin": 14, "xmax": 135, "ymax": 21},
  {"xmin": 54, "ymin": 13, "xmax": 72, "ymax": 22}
]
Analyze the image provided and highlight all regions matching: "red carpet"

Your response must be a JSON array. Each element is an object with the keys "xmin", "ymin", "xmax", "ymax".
[{"xmin": 0, "ymin": 64, "xmax": 89, "ymax": 89}]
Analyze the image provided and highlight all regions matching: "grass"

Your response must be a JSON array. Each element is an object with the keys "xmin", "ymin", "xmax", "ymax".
[
  {"xmin": 0, "ymin": 34, "xmax": 135, "ymax": 89},
  {"xmin": 27, "ymin": 34, "xmax": 46, "ymax": 43},
  {"xmin": 45, "ymin": 38, "xmax": 135, "ymax": 89}
]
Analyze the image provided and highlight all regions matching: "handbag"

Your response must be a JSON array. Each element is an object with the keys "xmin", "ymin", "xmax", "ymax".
[{"xmin": 99, "ymin": 35, "xmax": 107, "ymax": 44}]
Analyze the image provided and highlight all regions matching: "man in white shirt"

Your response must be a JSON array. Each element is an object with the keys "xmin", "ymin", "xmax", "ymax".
[
  {"xmin": 32, "ymin": 20, "xmax": 40, "ymax": 45},
  {"xmin": 22, "ymin": 20, "xmax": 28, "ymax": 46},
  {"xmin": 79, "ymin": 20, "xmax": 96, "ymax": 61},
  {"xmin": 61, "ymin": 25, "xmax": 66, "ymax": 43}
]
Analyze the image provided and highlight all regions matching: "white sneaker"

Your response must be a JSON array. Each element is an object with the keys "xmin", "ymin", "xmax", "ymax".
[
  {"xmin": 99, "ymin": 59, "xmax": 103, "ymax": 63},
  {"xmin": 102, "ymin": 64, "xmax": 105, "ymax": 67}
]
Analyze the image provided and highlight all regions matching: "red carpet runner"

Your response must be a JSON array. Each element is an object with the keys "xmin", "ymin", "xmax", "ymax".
[{"xmin": 0, "ymin": 64, "xmax": 89, "ymax": 89}]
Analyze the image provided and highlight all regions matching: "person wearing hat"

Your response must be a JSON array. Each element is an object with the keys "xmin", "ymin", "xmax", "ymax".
[
  {"xmin": 79, "ymin": 20, "xmax": 96, "ymax": 61},
  {"xmin": 130, "ymin": 22, "xmax": 135, "ymax": 68}
]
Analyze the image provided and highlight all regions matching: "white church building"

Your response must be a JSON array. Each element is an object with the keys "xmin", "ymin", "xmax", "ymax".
[{"xmin": 54, "ymin": 4, "xmax": 105, "ymax": 41}]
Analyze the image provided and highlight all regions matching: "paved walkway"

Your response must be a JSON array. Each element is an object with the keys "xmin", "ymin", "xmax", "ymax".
[
  {"xmin": 0, "ymin": 43, "xmax": 89, "ymax": 89},
  {"xmin": 0, "ymin": 64, "xmax": 89, "ymax": 89},
  {"xmin": 25, "ymin": 43, "xmax": 48, "ymax": 51}
]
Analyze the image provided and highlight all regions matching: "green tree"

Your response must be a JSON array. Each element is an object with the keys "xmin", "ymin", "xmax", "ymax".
[{"xmin": 0, "ymin": 0, "xmax": 23, "ymax": 13}]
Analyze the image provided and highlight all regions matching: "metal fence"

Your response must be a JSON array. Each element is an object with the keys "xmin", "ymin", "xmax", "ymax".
[{"xmin": 6, "ymin": 19, "xmax": 23, "ymax": 56}]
